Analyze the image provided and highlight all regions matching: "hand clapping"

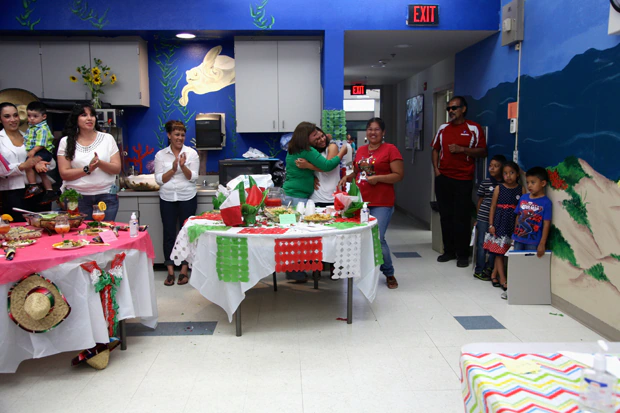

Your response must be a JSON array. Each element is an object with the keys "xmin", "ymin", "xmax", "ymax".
[
  {"xmin": 179, "ymin": 152, "xmax": 187, "ymax": 168},
  {"xmin": 89, "ymin": 152, "xmax": 100, "ymax": 172}
]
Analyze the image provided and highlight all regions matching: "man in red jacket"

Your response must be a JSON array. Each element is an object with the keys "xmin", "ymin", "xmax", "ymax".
[{"xmin": 431, "ymin": 96, "xmax": 487, "ymax": 268}]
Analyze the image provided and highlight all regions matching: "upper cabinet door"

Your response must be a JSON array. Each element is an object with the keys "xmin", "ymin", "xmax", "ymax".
[
  {"xmin": 89, "ymin": 39, "xmax": 149, "ymax": 106},
  {"xmin": 41, "ymin": 41, "xmax": 91, "ymax": 100},
  {"xmin": 0, "ymin": 41, "xmax": 43, "ymax": 97},
  {"xmin": 234, "ymin": 41, "xmax": 279, "ymax": 133},
  {"xmin": 277, "ymin": 41, "xmax": 321, "ymax": 132}
]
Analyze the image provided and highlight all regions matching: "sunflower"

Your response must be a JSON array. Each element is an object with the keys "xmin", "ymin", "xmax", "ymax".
[
  {"xmin": 93, "ymin": 76, "xmax": 102, "ymax": 85},
  {"xmin": 92, "ymin": 67, "xmax": 101, "ymax": 76},
  {"xmin": 110, "ymin": 74, "xmax": 117, "ymax": 85},
  {"xmin": 70, "ymin": 75, "xmax": 78, "ymax": 83}
]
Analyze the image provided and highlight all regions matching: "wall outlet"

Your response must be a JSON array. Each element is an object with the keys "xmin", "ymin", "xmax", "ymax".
[
  {"xmin": 513, "ymin": 150, "xmax": 519, "ymax": 162},
  {"xmin": 510, "ymin": 118, "xmax": 518, "ymax": 134}
]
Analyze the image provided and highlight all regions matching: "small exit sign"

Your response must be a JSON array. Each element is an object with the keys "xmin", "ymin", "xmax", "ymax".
[
  {"xmin": 407, "ymin": 4, "xmax": 439, "ymax": 26},
  {"xmin": 351, "ymin": 84, "xmax": 366, "ymax": 95}
]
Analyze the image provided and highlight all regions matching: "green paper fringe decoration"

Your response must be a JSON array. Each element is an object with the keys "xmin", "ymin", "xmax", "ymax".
[
  {"xmin": 371, "ymin": 226, "xmax": 384, "ymax": 267},
  {"xmin": 188, "ymin": 225, "xmax": 230, "ymax": 243},
  {"xmin": 216, "ymin": 237, "xmax": 250, "ymax": 282}
]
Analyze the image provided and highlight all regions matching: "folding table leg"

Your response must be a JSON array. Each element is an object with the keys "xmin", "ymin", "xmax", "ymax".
[
  {"xmin": 119, "ymin": 319, "xmax": 127, "ymax": 350},
  {"xmin": 273, "ymin": 272, "xmax": 277, "ymax": 292},
  {"xmin": 313, "ymin": 270, "xmax": 319, "ymax": 289},
  {"xmin": 235, "ymin": 309, "xmax": 242, "ymax": 337},
  {"xmin": 347, "ymin": 278, "xmax": 353, "ymax": 324}
]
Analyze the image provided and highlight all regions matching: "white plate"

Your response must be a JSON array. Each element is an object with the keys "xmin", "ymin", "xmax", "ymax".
[
  {"xmin": 3, "ymin": 239, "xmax": 36, "ymax": 248},
  {"xmin": 52, "ymin": 241, "xmax": 86, "ymax": 250}
]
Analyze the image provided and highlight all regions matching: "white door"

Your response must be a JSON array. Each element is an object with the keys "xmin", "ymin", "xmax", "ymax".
[
  {"xmin": 41, "ymin": 41, "xmax": 91, "ymax": 100},
  {"xmin": 234, "ymin": 41, "xmax": 279, "ymax": 133},
  {"xmin": 277, "ymin": 41, "xmax": 321, "ymax": 132},
  {"xmin": 0, "ymin": 41, "xmax": 43, "ymax": 96}
]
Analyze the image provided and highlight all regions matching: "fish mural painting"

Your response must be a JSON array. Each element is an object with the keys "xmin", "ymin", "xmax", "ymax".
[{"xmin": 178, "ymin": 46, "xmax": 235, "ymax": 106}]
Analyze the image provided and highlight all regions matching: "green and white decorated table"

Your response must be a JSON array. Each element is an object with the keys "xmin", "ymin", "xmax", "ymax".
[{"xmin": 170, "ymin": 216, "xmax": 383, "ymax": 335}]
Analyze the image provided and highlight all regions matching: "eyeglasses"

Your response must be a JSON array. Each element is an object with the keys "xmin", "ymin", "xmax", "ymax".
[{"xmin": 446, "ymin": 105, "xmax": 463, "ymax": 112}]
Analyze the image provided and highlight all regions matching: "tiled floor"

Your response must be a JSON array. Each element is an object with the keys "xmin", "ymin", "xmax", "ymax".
[{"xmin": 0, "ymin": 212, "xmax": 606, "ymax": 413}]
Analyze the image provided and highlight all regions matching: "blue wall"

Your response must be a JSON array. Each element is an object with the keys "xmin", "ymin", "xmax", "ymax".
[
  {"xmin": 455, "ymin": 0, "xmax": 620, "ymax": 180},
  {"xmin": 1, "ymin": 0, "xmax": 500, "ymax": 173}
]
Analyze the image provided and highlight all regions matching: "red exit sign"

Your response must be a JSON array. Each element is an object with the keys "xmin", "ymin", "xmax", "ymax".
[
  {"xmin": 351, "ymin": 84, "xmax": 366, "ymax": 95},
  {"xmin": 407, "ymin": 4, "xmax": 439, "ymax": 25}
]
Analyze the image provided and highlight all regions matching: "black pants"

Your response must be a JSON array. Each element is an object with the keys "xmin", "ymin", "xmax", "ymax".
[
  {"xmin": 160, "ymin": 196, "xmax": 197, "ymax": 266},
  {"xmin": 1, "ymin": 188, "xmax": 47, "ymax": 222},
  {"xmin": 435, "ymin": 175, "xmax": 474, "ymax": 259}
]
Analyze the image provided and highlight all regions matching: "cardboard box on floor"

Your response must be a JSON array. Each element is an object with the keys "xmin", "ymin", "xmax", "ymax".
[{"xmin": 507, "ymin": 251, "xmax": 552, "ymax": 305}]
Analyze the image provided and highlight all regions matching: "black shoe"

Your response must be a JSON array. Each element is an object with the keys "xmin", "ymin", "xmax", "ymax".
[
  {"xmin": 457, "ymin": 258, "xmax": 469, "ymax": 268},
  {"xmin": 39, "ymin": 190, "xmax": 58, "ymax": 205},
  {"xmin": 24, "ymin": 184, "xmax": 43, "ymax": 199},
  {"xmin": 437, "ymin": 253, "xmax": 456, "ymax": 263},
  {"xmin": 474, "ymin": 272, "xmax": 491, "ymax": 281}
]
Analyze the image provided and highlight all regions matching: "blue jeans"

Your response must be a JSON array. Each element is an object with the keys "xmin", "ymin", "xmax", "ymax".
[
  {"xmin": 474, "ymin": 220, "xmax": 492, "ymax": 273},
  {"xmin": 369, "ymin": 206, "xmax": 394, "ymax": 277},
  {"xmin": 78, "ymin": 193, "xmax": 119, "ymax": 221},
  {"xmin": 282, "ymin": 195, "xmax": 309, "ymax": 280},
  {"xmin": 513, "ymin": 241, "xmax": 538, "ymax": 251}
]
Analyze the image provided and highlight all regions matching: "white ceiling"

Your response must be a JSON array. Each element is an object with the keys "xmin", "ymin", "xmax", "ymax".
[{"xmin": 344, "ymin": 30, "xmax": 497, "ymax": 86}]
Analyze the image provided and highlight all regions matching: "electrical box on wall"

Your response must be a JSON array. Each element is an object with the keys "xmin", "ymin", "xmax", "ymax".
[{"xmin": 501, "ymin": 0, "xmax": 524, "ymax": 46}]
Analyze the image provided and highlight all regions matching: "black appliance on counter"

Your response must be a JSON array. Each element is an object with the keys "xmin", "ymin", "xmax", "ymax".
[{"xmin": 218, "ymin": 159, "xmax": 283, "ymax": 187}]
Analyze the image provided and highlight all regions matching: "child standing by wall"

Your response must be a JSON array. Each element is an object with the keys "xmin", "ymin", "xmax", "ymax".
[
  {"xmin": 512, "ymin": 166, "xmax": 552, "ymax": 257},
  {"xmin": 473, "ymin": 154, "xmax": 506, "ymax": 281},
  {"xmin": 483, "ymin": 161, "xmax": 525, "ymax": 299},
  {"xmin": 23, "ymin": 102, "xmax": 57, "ymax": 204}
]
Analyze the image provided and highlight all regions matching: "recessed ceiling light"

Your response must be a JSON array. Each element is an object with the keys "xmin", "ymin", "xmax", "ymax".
[
  {"xmin": 176, "ymin": 33, "xmax": 196, "ymax": 39},
  {"xmin": 394, "ymin": 44, "xmax": 411, "ymax": 48}
]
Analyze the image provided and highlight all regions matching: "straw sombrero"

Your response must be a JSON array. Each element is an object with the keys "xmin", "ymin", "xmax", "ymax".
[
  {"xmin": 71, "ymin": 338, "xmax": 120, "ymax": 370},
  {"xmin": 8, "ymin": 274, "xmax": 71, "ymax": 333},
  {"xmin": 0, "ymin": 88, "xmax": 39, "ymax": 132}
]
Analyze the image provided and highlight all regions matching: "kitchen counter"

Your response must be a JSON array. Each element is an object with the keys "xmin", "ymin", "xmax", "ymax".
[{"xmin": 117, "ymin": 189, "xmax": 215, "ymax": 264}]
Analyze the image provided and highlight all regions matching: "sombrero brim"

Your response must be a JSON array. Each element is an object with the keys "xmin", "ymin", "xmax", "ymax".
[
  {"xmin": 0, "ymin": 88, "xmax": 39, "ymax": 132},
  {"xmin": 8, "ymin": 274, "xmax": 71, "ymax": 333},
  {"xmin": 71, "ymin": 338, "xmax": 120, "ymax": 368}
]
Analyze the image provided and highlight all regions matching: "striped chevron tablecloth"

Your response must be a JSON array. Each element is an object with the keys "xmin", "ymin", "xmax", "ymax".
[{"xmin": 460, "ymin": 344, "xmax": 620, "ymax": 413}]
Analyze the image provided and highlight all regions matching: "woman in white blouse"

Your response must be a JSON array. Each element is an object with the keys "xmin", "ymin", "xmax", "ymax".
[
  {"xmin": 154, "ymin": 120, "xmax": 199, "ymax": 286},
  {"xmin": 57, "ymin": 103, "xmax": 121, "ymax": 220},
  {"xmin": 0, "ymin": 102, "xmax": 50, "ymax": 221}
]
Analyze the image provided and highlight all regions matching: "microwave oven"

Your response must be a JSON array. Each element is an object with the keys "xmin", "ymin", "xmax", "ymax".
[{"xmin": 218, "ymin": 159, "xmax": 281, "ymax": 187}]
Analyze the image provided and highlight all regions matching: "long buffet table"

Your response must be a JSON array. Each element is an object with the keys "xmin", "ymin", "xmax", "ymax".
[{"xmin": 0, "ymin": 224, "xmax": 158, "ymax": 373}]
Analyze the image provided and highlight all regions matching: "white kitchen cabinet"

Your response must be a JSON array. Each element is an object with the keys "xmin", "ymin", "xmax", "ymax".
[
  {"xmin": 234, "ymin": 40, "xmax": 321, "ymax": 133},
  {"xmin": 40, "ymin": 41, "xmax": 91, "ymax": 100},
  {"xmin": 89, "ymin": 38, "xmax": 150, "ymax": 106},
  {"xmin": 0, "ymin": 40, "xmax": 43, "ymax": 97}
]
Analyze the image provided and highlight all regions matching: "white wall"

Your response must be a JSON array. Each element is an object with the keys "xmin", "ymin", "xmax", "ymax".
[{"xmin": 394, "ymin": 56, "xmax": 455, "ymax": 227}]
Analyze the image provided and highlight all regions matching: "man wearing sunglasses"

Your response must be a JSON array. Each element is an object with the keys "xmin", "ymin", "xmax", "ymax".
[{"xmin": 431, "ymin": 96, "xmax": 487, "ymax": 268}]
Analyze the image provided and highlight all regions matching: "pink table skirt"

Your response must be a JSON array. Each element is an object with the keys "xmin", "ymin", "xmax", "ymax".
[{"xmin": 0, "ymin": 222, "xmax": 155, "ymax": 285}]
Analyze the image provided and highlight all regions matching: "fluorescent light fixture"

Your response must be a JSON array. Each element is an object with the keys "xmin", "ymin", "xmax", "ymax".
[
  {"xmin": 394, "ymin": 44, "xmax": 411, "ymax": 48},
  {"xmin": 176, "ymin": 33, "xmax": 196, "ymax": 39}
]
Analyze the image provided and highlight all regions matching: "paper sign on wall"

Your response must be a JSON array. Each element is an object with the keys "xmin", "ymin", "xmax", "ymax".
[{"xmin": 507, "ymin": 102, "xmax": 518, "ymax": 119}]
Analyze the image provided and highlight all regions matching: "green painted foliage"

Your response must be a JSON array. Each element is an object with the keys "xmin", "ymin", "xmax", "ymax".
[
  {"xmin": 152, "ymin": 41, "xmax": 181, "ymax": 149},
  {"xmin": 16, "ymin": 0, "xmax": 40, "ymax": 30},
  {"xmin": 551, "ymin": 156, "xmax": 591, "ymax": 187},
  {"xmin": 563, "ymin": 187, "xmax": 591, "ymax": 231},
  {"xmin": 585, "ymin": 263, "xmax": 609, "ymax": 282},
  {"xmin": 265, "ymin": 136, "xmax": 281, "ymax": 158},
  {"xmin": 611, "ymin": 254, "xmax": 620, "ymax": 261},
  {"xmin": 548, "ymin": 225, "xmax": 579, "ymax": 268},
  {"xmin": 71, "ymin": 0, "xmax": 109, "ymax": 30},
  {"xmin": 250, "ymin": 0, "xmax": 275, "ymax": 30}
]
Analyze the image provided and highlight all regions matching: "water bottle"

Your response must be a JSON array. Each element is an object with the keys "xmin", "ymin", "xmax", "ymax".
[{"xmin": 129, "ymin": 212, "xmax": 138, "ymax": 238}]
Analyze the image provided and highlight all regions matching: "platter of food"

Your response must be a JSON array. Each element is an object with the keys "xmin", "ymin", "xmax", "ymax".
[
  {"xmin": 264, "ymin": 207, "xmax": 301, "ymax": 223},
  {"xmin": 52, "ymin": 239, "xmax": 88, "ymax": 250},
  {"xmin": 2, "ymin": 239, "xmax": 36, "ymax": 248},
  {"xmin": 303, "ymin": 213, "xmax": 333, "ymax": 223},
  {"xmin": 23, "ymin": 211, "xmax": 86, "ymax": 231},
  {"xmin": 0, "ymin": 226, "xmax": 43, "ymax": 241}
]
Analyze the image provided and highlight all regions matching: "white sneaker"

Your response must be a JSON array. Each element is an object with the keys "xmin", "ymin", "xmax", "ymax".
[{"xmin": 501, "ymin": 291, "xmax": 507, "ymax": 300}]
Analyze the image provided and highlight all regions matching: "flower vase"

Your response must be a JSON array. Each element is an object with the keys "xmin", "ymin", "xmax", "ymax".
[{"xmin": 91, "ymin": 94, "xmax": 101, "ymax": 109}]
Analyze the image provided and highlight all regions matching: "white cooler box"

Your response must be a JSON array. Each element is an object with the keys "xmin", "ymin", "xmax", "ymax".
[{"xmin": 507, "ymin": 250, "xmax": 552, "ymax": 305}]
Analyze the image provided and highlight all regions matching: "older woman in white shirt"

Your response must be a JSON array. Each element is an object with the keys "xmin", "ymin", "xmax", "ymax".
[
  {"xmin": 0, "ymin": 102, "xmax": 49, "ymax": 221},
  {"xmin": 154, "ymin": 120, "xmax": 199, "ymax": 286}
]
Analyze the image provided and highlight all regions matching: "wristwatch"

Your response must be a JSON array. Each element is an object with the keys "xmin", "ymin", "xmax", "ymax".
[{"xmin": 83, "ymin": 165, "xmax": 91, "ymax": 175}]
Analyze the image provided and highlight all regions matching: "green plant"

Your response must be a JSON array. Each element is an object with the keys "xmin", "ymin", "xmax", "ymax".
[
  {"xmin": 152, "ymin": 41, "xmax": 181, "ymax": 148},
  {"xmin": 71, "ymin": 0, "xmax": 109, "ymax": 30},
  {"xmin": 59, "ymin": 189, "xmax": 83, "ymax": 203},
  {"xmin": 16, "ymin": 0, "xmax": 40, "ymax": 30},
  {"xmin": 250, "ymin": 0, "xmax": 275, "ymax": 30},
  {"xmin": 71, "ymin": 58, "xmax": 117, "ymax": 109},
  {"xmin": 563, "ymin": 187, "xmax": 591, "ymax": 231},
  {"xmin": 548, "ymin": 225, "xmax": 579, "ymax": 268},
  {"xmin": 585, "ymin": 263, "xmax": 609, "ymax": 282}
]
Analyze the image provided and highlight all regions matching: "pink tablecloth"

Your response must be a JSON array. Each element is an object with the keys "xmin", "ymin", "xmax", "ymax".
[{"xmin": 0, "ymin": 222, "xmax": 155, "ymax": 285}]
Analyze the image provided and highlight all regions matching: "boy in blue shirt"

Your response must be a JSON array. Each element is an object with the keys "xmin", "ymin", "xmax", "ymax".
[
  {"xmin": 512, "ymin": 166, "xmax": 552, "ymax": 257},
  {"xmin": 23, "ymin": 102, "xmax": 57, "ymax": 204},
  {"xmin": 473, "ymin": 154, "xmax": 506, "ymax": 281}
]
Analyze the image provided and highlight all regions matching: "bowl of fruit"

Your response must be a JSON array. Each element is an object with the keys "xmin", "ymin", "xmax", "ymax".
[{"xmin": 23, "ymin": 211, "xmax": 87, "ymax": 232}]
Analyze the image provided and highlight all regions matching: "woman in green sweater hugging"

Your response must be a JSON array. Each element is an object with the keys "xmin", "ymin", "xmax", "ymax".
[{"xmin": 282, "ymin": 122, "xmax": 347, "ymax": 207}]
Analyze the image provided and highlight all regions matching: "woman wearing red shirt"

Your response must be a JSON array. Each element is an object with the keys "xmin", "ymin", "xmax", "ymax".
[{"xmin": 339, "ymin": 118, "xmax": 404, "ymax": 289}]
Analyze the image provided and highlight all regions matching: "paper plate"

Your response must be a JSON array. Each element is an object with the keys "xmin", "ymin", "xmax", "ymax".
[
  {"xmin": 3, "ymin": 239, "xmax": 36, "ymax": 248},
  {"xmin": 52, "ymin": 240, "xmax": 86, "ymax": 250}
]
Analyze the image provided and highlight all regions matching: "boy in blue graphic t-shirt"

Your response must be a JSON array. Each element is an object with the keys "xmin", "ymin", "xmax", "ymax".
[{"xmin": 512, "ymin": 166, "xmax": 552, "ymax": 257}]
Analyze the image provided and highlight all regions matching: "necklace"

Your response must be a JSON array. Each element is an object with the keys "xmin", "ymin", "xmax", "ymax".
[{"xmin": 368, "ymin": 143, "xmax": 381, "ymax": 153}]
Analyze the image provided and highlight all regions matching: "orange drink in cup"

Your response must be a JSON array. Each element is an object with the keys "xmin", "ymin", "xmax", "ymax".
[
  {"xmin": 55, "ymin": 214, "xmax": 70, "ymax": 239},
  {"xmin": 92, "ymin": 202, "xmax": 107, "ymax": 222},
  {"xmin": 0, "ymin": 214, "xmax": 13, "ymax": 234}
]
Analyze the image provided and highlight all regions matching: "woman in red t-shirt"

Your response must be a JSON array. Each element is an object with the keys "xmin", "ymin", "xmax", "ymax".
[{"xmin": 339, "ymin": 118, "xmax": 404, "ymax": 289}]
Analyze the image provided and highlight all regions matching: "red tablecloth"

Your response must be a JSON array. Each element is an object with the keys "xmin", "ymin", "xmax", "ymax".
[{"xmin": 0, "ymin": 222, "xmax": 155, "ymax": 285}]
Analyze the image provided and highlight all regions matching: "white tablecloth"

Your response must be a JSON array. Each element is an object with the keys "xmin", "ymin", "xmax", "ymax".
[
  {"xmin": 0, "ymin": 249, "xmax": 158, "ymax": 373},
  {"xmin": 172, "ymin": 220, "xmax": 381, "ymax": 322}
]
